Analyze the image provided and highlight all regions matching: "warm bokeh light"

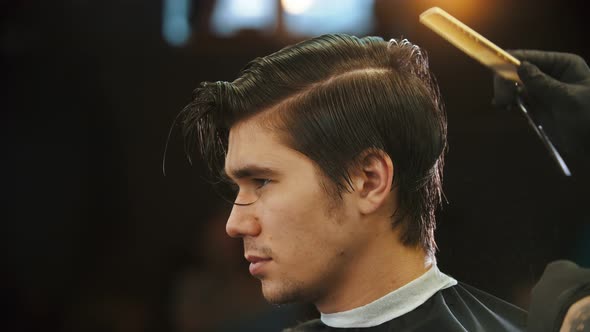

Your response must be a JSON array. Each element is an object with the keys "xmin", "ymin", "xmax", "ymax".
[
  {"xmin": 412, "ymin": 0, "xmax": 498, "ymax": 25},
  {"xmin": 281, "ymin": 0, "xmax": 314, "ymax": 15}
]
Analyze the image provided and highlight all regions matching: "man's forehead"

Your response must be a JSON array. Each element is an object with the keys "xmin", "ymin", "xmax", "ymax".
[
  {"xmin": 225, "ymin": 120, "xmax": 287, "ymax": 176},
  {"xmin": 223, "ymin": 163, "xmax": 280, "ymax": 180},
  {"xmin": 227, "ymin": 119, "xmax": 279, "ymax": 152},
  {"xmin": 224, "ymin": 151, "xmax": 287, "ymax": 181}
]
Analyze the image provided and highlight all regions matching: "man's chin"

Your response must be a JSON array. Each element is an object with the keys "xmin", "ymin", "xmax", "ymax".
[{"xmin": 260, "ymin": 279, "xmax": 305, "ymax": 305}]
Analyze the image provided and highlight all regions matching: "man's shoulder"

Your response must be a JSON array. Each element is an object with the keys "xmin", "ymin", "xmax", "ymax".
[
  {"xmin": 282, "ymin": 273, "xmax": 590, "ymax": 331},
  {"xmin": 283, "ymin": 283, "xmax": 527, "ymax": 331},
  {"xmin": 443, "ymin": 282, "xmax": 527, "ymax": 316},
  {"xmin": 282, "ymin": 318, "xmax": 325, "ymax": 332},
  {"xmin": 432, "ymin": 282, "xmax": 527, "ymax": 331},
  {"xmin": 382, "ymin": 282, "xmax": 527, "ymax": 331}
]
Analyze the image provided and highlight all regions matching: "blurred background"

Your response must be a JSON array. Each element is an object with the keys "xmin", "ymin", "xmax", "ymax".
[{"xmin": 4, "ymin": 0, "xmax": 589, "ymax": 331}]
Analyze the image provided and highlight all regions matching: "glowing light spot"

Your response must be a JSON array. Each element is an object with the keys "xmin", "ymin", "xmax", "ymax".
[
  {"xmin": 162, "ymin": 0, "xmax": 191, "ymax": 46},
  {"xmin": 281, "ymin": 0, "xmax": 314, "ymax": 15},
  {"xmin": 283, "ymin": 0, "xmax": 374, "ymax": 36},
  {"xmin": 211, "ymin": 0, "xmax": 277, "ymax": 36}
]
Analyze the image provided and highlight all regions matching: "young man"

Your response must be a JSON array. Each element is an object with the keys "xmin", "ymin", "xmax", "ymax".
[{"xmin": 179, "ymin": 34, "xmax": 526, "ymax": 331}]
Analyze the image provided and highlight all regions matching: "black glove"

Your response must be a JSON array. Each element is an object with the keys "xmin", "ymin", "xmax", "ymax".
[
  {"xmin": 528, "ymin": 260, "xmax": 590, "ymax": 332},
  {"xmin": 493, "ymin": 50, "xmax": 590, "ymax": 156}
]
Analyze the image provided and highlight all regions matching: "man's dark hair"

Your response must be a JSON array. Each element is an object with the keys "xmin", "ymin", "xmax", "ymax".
[{"xmin": 180, "ymin": 34, "xmax": 447, "ymax": 257}]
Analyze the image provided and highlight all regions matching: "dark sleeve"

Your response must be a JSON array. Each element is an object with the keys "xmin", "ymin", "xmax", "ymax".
[{"xmin": 527, "ymin": 260, "xmax": 590, "ymax": 332}]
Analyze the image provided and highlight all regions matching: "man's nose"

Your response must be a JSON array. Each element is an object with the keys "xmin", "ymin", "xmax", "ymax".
[{"xmin": 225, "ymin": 205, "xmax": 261, "ymax": 238}]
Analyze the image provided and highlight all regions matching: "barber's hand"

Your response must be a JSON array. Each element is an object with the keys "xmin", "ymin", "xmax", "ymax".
[
  {"xmin": 528, "ymin": 260, "xmax": 590, "ymax": 332},
  {"xmin": 493, "ymin": 50, "xmax": 590, "ymax": 155},
  {"xmin": 559, "ymin": 295, "xmax": 590, "ymax": 332}
]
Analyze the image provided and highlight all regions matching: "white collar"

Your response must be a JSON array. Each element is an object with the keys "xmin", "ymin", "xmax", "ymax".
[{"xmin": 320, "ymin": 265, "xmax": 457, "ymax": 328}]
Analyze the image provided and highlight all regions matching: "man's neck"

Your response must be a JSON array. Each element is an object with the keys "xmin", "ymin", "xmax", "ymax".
[{"xmin": 314, "ymin": 230, "xmax": 431, "ymax": 314}]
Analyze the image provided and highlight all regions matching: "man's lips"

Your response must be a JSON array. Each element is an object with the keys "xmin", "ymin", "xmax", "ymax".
[{"xmin": 246, "ymin": 255, "xmax": 272, "ymax": 275}]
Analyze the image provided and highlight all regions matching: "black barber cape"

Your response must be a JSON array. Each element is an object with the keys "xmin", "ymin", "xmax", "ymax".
[{"xmin": 286, "ymin": 283, "xmax": 527, "ymax": 332}]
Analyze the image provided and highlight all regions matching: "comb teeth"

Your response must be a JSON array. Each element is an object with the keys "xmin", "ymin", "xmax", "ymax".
[{"xmin": 419, "ymin": 7, "xmax": 522, "ymax": 83}]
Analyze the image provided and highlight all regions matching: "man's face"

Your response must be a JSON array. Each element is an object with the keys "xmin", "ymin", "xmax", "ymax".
[{"xmin": 224, "ymin": 118, "xmax": 368, "ymax": 305}]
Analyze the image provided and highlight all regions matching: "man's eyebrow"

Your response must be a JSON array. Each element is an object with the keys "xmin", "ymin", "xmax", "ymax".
[{"xmin": 223, "ymin": 165, "xmax": 278, "ymax": 180}]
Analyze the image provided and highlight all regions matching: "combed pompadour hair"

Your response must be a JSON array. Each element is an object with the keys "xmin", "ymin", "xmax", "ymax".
[{"xmin": 179, "ymin": 34, "xmax": 447, "ymax": 258}]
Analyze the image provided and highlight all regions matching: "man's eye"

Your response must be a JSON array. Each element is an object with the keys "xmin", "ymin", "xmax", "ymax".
[{"xmin": 254, "ymin": 178, "xmax": 271, "ymax": 188}]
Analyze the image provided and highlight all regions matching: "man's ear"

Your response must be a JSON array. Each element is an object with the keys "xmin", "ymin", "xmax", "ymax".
[{"xmin": 352, "ymin": 150, "xmax": 394, "ymax": 215}]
